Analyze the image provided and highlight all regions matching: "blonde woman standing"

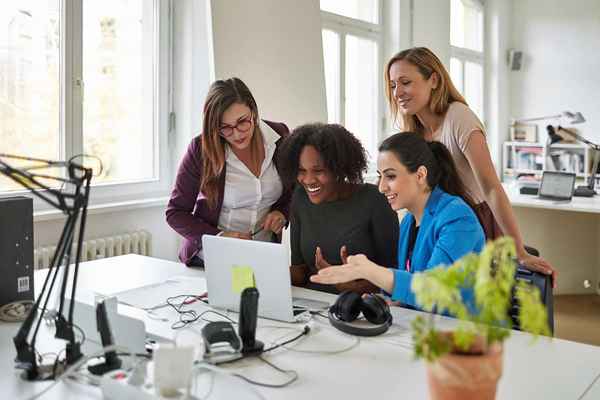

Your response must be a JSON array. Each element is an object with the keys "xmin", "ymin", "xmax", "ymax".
[{"xmin": 384, "ymin": 47, "xmax": 555, "ymax": 283}]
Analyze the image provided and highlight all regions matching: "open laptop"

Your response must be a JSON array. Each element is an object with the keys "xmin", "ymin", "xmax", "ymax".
[
  {"xmin": 538, "ymin": 171, "xmax": 576, "ymax": 201},
  {"xmin": 202, "ymin": 235, "xmax": 328, "ymax": 322}
]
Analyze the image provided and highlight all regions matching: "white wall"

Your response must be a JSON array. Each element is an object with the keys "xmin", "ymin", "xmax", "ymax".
[
  {"xmin": 485, "ymin": 0, "xmax": 512, "ymax": 167},
  {"xmin": 210, "ymin": 0, "xmax": 327, "ymax": 129},
  {"xmin": 510, "ymin": 0, "xmax": 600, "ymax": 143},
  {"xmin": 412, "ymin": 0, "xmax": 451, "ymax": 67},
  {"xmin": 173, "ymin": 0, "xmax": 214, "ymax": 162},
  {"xmin": 508, "ymin": 0, "xmax": 600, "ymax": 294}
]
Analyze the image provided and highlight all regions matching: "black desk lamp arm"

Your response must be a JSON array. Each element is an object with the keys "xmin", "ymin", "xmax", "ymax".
[{"xmin": 0, "ymin": 153, "xmax": 92, "ymax": 377}]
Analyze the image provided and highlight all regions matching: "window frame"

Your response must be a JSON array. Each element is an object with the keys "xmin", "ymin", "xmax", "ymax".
[
  {"xmin": 0, "ymin": 0, "xmax": 172, "ymax": 212},
  {"xmin": 320, "ymin": 4, "xmax": 385, "ymax": 163},
  {"xmin": 450, "ymin": 0, "xmax": 485, "ymax": 121}
]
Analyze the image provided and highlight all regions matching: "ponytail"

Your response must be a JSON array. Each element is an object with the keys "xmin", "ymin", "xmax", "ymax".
[
  {"xmin": 427, "ymin": 141, "xmax": 475, "ymax": 208},
  {"xmin": 378, "ymin": 132, "xmax": 474, "ymax": 207}
]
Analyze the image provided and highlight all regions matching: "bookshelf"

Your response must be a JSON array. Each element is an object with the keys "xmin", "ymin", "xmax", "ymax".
[{"xmin": 502, "ymin": 141, "xmax": 592, "ymax": 182}]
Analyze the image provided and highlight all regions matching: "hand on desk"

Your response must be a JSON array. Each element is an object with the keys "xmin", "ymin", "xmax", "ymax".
[{"xmin": 517, "ymin": 251, "xmax": 557, "ymax": 288}]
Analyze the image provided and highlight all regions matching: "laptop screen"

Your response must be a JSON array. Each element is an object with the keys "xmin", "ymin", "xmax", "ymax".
[{"xmin": 539, "ymin": 171, "xmax": 576, "ymax": 199}]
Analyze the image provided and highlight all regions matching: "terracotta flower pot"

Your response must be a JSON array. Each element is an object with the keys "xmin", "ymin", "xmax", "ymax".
[{"xmin": 426, "ymin": 337, "xmax": 503, "ymax": 400}]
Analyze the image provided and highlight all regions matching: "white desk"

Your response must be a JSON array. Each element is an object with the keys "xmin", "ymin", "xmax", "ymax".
[
  {"xmin": 503, "ymin": 183, "xmax": 600, "ymax": 295},
  {"xmin": 2, "ymin": 254, "xmax": 600, "ymax": 399},
  {"xmin": 504, "ymin": 182, "xmax": 600, "ymax": 214}
]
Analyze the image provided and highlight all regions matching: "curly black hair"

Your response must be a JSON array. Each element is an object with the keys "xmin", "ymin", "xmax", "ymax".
[{"xmin": 277, "ymin": 123, "xmax": 368, "ymax": 190}]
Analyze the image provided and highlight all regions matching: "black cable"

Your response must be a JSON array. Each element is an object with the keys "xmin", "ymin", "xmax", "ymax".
[
  {"xmin": 165, "ymin": 294, "xmax": 236, "ymax": 329},
  {"xmin": 68, "ymin": 153, "xmax": 104, "ymax": 177},
  {"xmin": 72, "ymin": 322, "xmax": 86, "ymax": 346},
  {"xmin": 311, "ymin": 311, "xmax": 329, "ymax": 319},
  {"xmin": 261, "ymin": 325, "xmax": 310, "ymax": 353},
  {"xmin": 206, "ymin": 325, "xmax": 311, "ymax": 366}
]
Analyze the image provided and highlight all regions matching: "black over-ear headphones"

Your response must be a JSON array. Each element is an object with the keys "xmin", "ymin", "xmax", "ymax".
[{"xmin": 328, "ymin": 291, "xmax": 393, "ymax": 337}]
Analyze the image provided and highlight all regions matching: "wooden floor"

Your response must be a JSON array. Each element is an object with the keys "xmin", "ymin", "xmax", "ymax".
[{"xmin": 554, "ymin": 294, "xmax": 600, "ymax": 346}]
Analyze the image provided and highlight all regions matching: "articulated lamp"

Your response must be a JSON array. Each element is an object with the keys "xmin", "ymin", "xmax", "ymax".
[
  {"xmin": 0, "ymin": 153, "xmax": 93, "ymax": 380},
  {"xmin": 556, "ymin": 126, "xmax": 600, "ymax": 197},
  {"xmin": 511, "ymin": 111, "xmax": 586, "ymax": 143},
  {"xmin": 513, "ymin": 111, "xmax": 586, "ymax": 125}
]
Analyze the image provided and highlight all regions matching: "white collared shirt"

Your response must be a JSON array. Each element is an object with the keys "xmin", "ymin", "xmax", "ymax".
[{"xmin": 217, "ymin": 121, "xmax": 283, "ymax": 242}]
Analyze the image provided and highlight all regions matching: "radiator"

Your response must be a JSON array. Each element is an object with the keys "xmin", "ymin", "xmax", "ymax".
[{"xmin": 33, "ymin": 230, "xmax": 152, "ymax": 270}]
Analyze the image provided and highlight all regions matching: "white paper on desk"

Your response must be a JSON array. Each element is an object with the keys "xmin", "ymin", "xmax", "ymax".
[{"xmin": 112, "ymin": 275, "xmax": 207, "ymax": 310}]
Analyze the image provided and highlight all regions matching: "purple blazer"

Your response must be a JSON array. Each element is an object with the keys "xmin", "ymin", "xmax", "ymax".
[{"xmin": 166, "ymin": 120, "xmax": 291, "ymax": 265}]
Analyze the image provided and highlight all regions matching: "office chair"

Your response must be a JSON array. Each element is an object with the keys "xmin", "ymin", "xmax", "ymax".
[{"xmin": 510, "ymin": 264, "xmax": 554, "ymax": 335}]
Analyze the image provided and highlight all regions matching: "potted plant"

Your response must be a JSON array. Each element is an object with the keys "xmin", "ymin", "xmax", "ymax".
[{"xmin": 411, "ymin": 237, "xmax": 550, "ymax": 400}]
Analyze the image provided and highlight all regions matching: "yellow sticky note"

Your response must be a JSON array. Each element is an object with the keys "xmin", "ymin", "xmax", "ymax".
[{"xmin": 231, "ymin": 265, "xmax": 255, "ymax": 294}]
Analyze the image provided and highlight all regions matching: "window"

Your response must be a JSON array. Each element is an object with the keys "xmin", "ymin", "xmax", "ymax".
[
  {"xmin": 449, "ymin": 0, "xmax": 484, "ymax": 120},
  {"xmin": 320, "ymin": 0, "xmax": 382, "ymax": 160},
  {"xmin": 0, "ymin": 1, "xmax": 170, "ymax": 205}
]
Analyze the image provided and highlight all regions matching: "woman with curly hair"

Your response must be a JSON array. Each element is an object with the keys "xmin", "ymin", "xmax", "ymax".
[{"xmin": 278, "ymin": 123, "xmax": 399, "ymax": 294}]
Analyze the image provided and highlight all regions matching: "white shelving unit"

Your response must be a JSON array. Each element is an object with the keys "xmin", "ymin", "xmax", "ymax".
[{"xmin": 502, "ymin": 141, "xmax": 591, "ymax": 182}]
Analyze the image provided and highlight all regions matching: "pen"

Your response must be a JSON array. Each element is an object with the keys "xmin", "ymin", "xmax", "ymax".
[
  {"xmin": 251, "ymin": 226, "xmax": 264, "ymax": 237},
  {"xmin": 183, "ymin": 292, "xmax": 208, "ymax": 305}
]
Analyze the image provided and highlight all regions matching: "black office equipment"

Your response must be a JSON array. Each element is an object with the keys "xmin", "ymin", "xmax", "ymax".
[
  {"xmin": 0, "ymin": 197, "xmax": 34, "ymax": 307},
  {"xmin": 328, "ymin": 291, "xmax": 392, "ymax": 337},
  {"xmin": 0, "ymin": 153, "xmax": 93, "ymax": 380},
  {"xmin": 202, "ymin": 321, "xmax": 242, "ymax": 364},
  {"xmin": 87, "ymin": 301, "xmax": 122, "ymax": 375},
  {"xmin": 239, "ymin": 287, "xmax": 263, "ymax": 354},
  {"xmin": 511, "ymin": 266, "xmax": 554, "ymax": 334}
]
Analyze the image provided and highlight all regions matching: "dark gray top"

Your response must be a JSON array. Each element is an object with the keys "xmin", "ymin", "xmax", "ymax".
[{"xmin": 290, "ymin": 183, "xmax": 399, "ymax": 292}]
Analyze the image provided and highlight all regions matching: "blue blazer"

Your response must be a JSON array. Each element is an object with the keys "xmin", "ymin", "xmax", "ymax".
[{"xmin": 390, "ymin": 186, "xmax": 485, "ymax": 306}]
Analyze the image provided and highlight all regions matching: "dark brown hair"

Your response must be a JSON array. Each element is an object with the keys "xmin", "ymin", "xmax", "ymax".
[
  {"xmin": 277, "ymin": 123, "xmax": 367, "ymax": 190},
  {"xmin": 378, "ymin": 132, "xmax": 474, "ymax": 207}
]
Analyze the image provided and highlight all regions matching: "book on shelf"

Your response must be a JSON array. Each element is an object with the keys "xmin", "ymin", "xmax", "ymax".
[
  {"xmin": 547, "ymin": 150, "xmax": 585, "ymax": 174},
  {"xmin": 509, "ymin": 147, "xmax": 544, "ymax": 171}
]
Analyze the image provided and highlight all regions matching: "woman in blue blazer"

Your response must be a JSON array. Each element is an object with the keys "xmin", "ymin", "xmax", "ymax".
[{"xmin": 311, "ymin": 132, "xmax": 485, "ymax": 308}]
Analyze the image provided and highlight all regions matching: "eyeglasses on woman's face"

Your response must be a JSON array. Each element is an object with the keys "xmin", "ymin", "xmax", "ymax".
[{"xmin": 219, "ymin": 116, "xmax": 253, "ymax": 138}]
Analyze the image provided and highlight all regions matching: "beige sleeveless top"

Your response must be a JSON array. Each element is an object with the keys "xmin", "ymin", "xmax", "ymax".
[{"xmin": 431, "ymin": 101, "xmax": 486, "ymax": 204}]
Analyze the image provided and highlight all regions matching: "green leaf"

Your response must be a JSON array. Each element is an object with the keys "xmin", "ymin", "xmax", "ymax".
[{"xmin": 410, "ymin": 238, "xmax": 550, "ymax": 362}]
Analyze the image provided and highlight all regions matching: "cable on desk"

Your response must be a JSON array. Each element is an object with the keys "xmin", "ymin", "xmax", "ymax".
[
  {"xmin": 0, "ymin": 300, "xmax": 34, "ymax": 322},
  {"xmin": 164, "ymin": 294, "xmax": 235, "ymax": 329},
  {"xmin": 25, "ymin": 344, "xmax": 138, "ymax": 400},
  {"xmin": 577, "ymin": 370, "xmax": 600, "ymax": 400},
  {"xmin": 262, "ymin": 325, "xmax": 311, "ymax": 353}
]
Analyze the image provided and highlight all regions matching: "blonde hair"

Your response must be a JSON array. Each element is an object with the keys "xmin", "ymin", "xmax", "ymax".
[
  {"xmin": 200, "ymin": 77, "xmax": 263, "ymax": 209},
  {"xmin": 384, "ymin": 47, "xmax": 467, "ymax": 134}
]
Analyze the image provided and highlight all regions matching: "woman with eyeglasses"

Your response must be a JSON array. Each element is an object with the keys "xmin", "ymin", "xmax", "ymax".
[{"xmin": 166, "ymin": 77, "xmax": 291, "ymax": 266}]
